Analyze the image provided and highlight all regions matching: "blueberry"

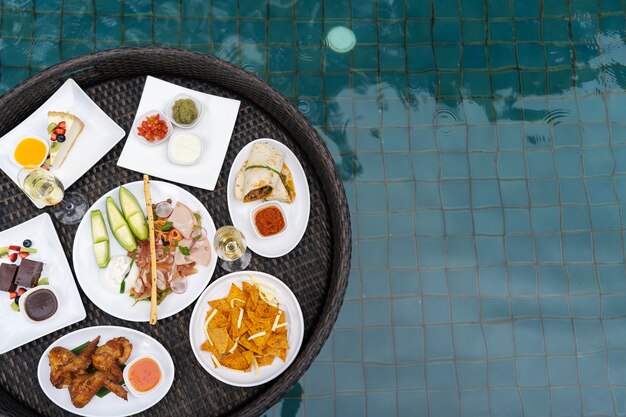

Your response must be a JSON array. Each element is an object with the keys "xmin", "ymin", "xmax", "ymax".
[
  {"xmin": 56, "ymin": 134, "xmax": 66, "ymax": 143},
  {"xmin": 22, "ymin": 239, "xmax": 31, "ymax": 248}
]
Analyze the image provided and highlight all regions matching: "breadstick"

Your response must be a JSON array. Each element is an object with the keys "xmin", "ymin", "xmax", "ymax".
[{"xmin": 143, "ymin": 174, "xmax": 158, "ymax": 325}]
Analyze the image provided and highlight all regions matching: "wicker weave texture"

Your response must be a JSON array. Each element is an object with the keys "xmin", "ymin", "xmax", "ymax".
[{"xmin": 0, "ymin": 48, "xmax": 350, "ymax": 417}]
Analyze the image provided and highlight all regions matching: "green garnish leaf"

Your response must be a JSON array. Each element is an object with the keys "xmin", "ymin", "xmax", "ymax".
[
  {"xmin": 10, "ymin": 302, "xmax": 19, "ymax": 312},
  {"xmin": 160, "ymin": 221, "xmax": 173, "ymax": 232},
  {"xmin": 71, "ymin": 341, "xmax": 91, "ymax": 355},
  {"xmin": 245, "ymin": 165, "xmax": 282, "ymax": 176},
  {"xmin": 37, "ymin": 277, "xmax": 49, "ymax": 286},
  {"xmin": 193, "ymin": 212, "xmax": 202, "ymax": 222},
  {"xmin": 179, "ymin": 246, "xmax": 190, "ymax": 256},
  {"xmin": 119, "ymin": 256, "xmax": 136, "ymax": 294}
]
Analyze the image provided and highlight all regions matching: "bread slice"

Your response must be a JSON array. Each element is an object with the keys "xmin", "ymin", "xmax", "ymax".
[{"xmin": 48, "ymin": 111, "xmax": 84, "ymax": 168}]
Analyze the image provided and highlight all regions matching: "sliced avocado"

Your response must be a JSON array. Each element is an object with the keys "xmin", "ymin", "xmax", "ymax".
[
  {"xmin": 119, "ymin": 186, "xmax": 149, "ymax": 241},
  {"xmin": 105, "ymin": 197, "xmax": 137, "ymax": 252},
  {"xmin": 91, "ymin": 210, "xmax": 110, "ymax": 268},
  {"xmin": 47, "ymin": 122, "xmax": 57, "ymax": 134}
]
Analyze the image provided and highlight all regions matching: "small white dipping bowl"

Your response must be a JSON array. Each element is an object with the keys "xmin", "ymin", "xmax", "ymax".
[
  {"xmin": 250, "ymin": 201, "xmax": 288, "ymax": 239},
  {"xmin": 123, "ymin": 355, "xmax": 164, "ymax": 397}
]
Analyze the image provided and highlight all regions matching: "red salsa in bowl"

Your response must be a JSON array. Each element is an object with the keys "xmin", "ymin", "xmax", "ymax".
[
  {"xmin": 135, "ymin": 111, "xmax": 171, "ymax": 145},
  {"xmin": 251, "ymin": 202, "xmax": 287, "ymax": 238}
]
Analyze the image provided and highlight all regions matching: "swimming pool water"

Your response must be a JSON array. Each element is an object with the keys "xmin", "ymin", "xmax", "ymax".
[{"xmin": 2, "ymin": 0, "xmax": 626, "ymax": 416}]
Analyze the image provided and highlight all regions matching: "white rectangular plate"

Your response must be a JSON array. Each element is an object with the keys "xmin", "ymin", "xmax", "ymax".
[
  {"xmin": 0, "ymin": 213, "xmax": 86, "ymax": 354},
  {"xmin": 117, "ymin": 76, "xmax": 241, "ymax": 191},
  {"xmin": 0, "ymin": 78, "xmax": 126, "ymax": 208}
]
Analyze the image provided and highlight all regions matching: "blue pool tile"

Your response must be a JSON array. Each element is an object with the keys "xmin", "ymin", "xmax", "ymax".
[
  {"xmin": 429, "ymin": 390, "xmax": 459, "ymax": 417},
  {"xmin": 415, "ymin": 182, "xmax": 441, "ymax": 209},
  {"xmin": 447, "ymin": 237, "xmax": 477, "ymax": 267},
  {"xmin": 425, "ymin": 325, "xmax": 454, "ymax": 360},
  {"xmin": 305, "ymin": 397, "xmax": 333, "ymax": 417},
  {"xmin": 539, "ymin": 266, "xmax": 567, "ymax": 295},
  {"xmin": 391, "ymin": 270, "xmax": 420, "ymax": 296},
  {"xmin": 368, "ymin": 392, "xmax": 398, "ymax": 416},
  {"xmin": 531, "ymin": 207, "xmax": 561, "ymax": 233},
  {"xmin": 335, "ymin": 300, "xmax": 361, "ymax": 329},
  {"xmin": 475, "ymin": 236, "xmax": 505, "ymax": 265},
  {"xmin": 562, "ymin": 206, "xmax": 590, "ymax": 232},
  {"xmin": 471, "ymin": 179, "xmax": 500, "ymax": 207},
  {"xmin": 336, "ymin": 393, "xmax": 366, "ymax": 417},
  {"xmin": 587, "ymin": 177, "xmax": 618, "ymax": 204},
  {"xmin": 427, "ymin": 362, "xmax": 458, "ymax": 389},
  {"xmin": 458, "ymin": 361, "xmax": 487, "ymax": 388},
  {"xmin": 556, "ymin": 149, "xmax": 582, "ymax": 178},
  {"xmin": 481, "ymin": 297, "xmax": 511, "ymax": 321},
  {"xmin": 497, "ymin": 152, "xmax": 526, "ymax": 178},
  {"xmin": 479, "ymin": 265, "xmax": 508, "ymax": 296},
  {"xmin": 579, "ymin": 352, "xmax": 608, "ymax": 385},
  {"xmin": 517, "ymin": 357, "xmax": 549, "ymax": 386},
  {"xmin": 504, "ymin": 208, "xmax": 532, "ymax": 233},
  {"xmin": 448, "ymin": 269, "xmax": 478, "ymax": 296},
  {"xmin": 512, "ymin": 298, "xmax": 540, "ymax": 317},
  {"xmin": 451, "ymin": 297, "xmax": 480, "ymax": 322},
  {"xmin": 418, "ymin": 237, "xmax": 446, "ymax": 268},
  {"xmin": 334, "ymin": 328, "xmax": 362, "ymax": 361},
  {"xmin": 506, "ymin": 236, "xmax": 535, "ymax": 263},
  {"xmin": 460, "ymin": 389, "xmax": 489, "ymax": 417},
  {"xmin": 552, "ymin": 387, "xmax": 582, "ymax": 417},
  {"xmin": 334, "ymin": 363, "xmax": 365, "ymax": 392},
  {"xmin": 444, "ymin": 210, "xmax": 474, "ymax": 235},
  {"xmin": 392, "ymin": 297, "xmax": 422, "ymax": 326},
  {"xmin": 521, "ymin": 388, "xmax": 550, "ymax": 417},
  {"xmin": 364, "ymin": 327, "xmax": 394, "ymax": 363},
  {"xmin": 599, "ymin": 265, "xmax": 626, "ymax": 293},
  {"xmin": 483, "ymin": 325, "xmax": 513, "ymax": 359},
  {"xmin": 595, "ymin": 231, "xmax": 623, "ymax": 263},
  {"xmin": 489, "ymin": 358, "xmax": 516, "ymax": 386},
  {"xmin": 363, "ymin": 300, "xmax": 390, "ymax": 327},
  {"xmin": 395, "ymin": 327, "xmax": 424, "ymax": 362},
  {"xmin": 422, "ymin": 270, "xmax": 447, "ymax": 295},
  {"xmin": 544, "ymin": 320, "xmax": 575, "ymax": 354},
  {"xmin": 536, "ymin": 237, "xmax": 563, "ymax": 262},
  {"xmin": 490, "ymin": 387, "xmax": 523, "ymax": 417},
  {"xmin": 583, "ymin": 386, "xmax": 614, "ymax": 416},
  {"xmin": 398, "ymin": 390, "xmax": 428, "ymax": 416},
  {"xmin": 473, "ymin": 208, "xmax": 504, "ymax": 235},
  {"xmin": 602, "ymin": 295, "xmax": 626, "ymax": 318},
  {"xmin": 603, "ymin": 317, "xmax": 626, "ymax": 349},
  {"xmin": 423, "ymin": 297, "xmax": 451, "ymax": 324},
  {"xmin": 440, "ymin": 154, "xmax": 468, "ymax": 179},
  {"xmin": 415, "ymin": 210, "xmax": 444, "ymax": 235},
  {"xmin": 529, "ymin": 179, "xmax": 559, "ymax": 206},
  {"xmin": 609, "ymin": 352, "xmax": 626, "ymax": 385},
  {"xmin": 583, "ymin": 147, "xmax": 614, "ymax": 176},
  {"xmin": 357, "ymin": 156, "xmax": 385, "ymax": 182},
  {"xmin": 453, "ymin": 325, "xmax": 486, "ymax": 358},
  {"xmin": 571, "ymin": 295, "xmax": 601, "ymax": 318},
  {"xmin": 304, "ymin": 363, "xmax": 334, "ymax": 395},
  {"xmin": 514, "ymin": 320, "xmax": 545, "ymax": 355},
  {"xmin": 560, "ymin": 179, "xmax": 587, "ymax": 204},
  {"xmin": 365, "ymin": 364, "xmax": 396, "ymax": 391},
  {"xmin": 548, "ymin": 356, "xmax": 579, "ymax": 385},
  {"xmin": 563, "ymin": 233, "xmax": 593, "ymax": 262}
]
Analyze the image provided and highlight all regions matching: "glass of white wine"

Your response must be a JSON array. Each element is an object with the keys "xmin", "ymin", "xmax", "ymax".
[
  {"xmin": 17, "ymin": 165, "xmax": 88, "ymax": 225},
  {"xmin": 213, "ymin": 225, "xmax": 252, "ymax": 272}
]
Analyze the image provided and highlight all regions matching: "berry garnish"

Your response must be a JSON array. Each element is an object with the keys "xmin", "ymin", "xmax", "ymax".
[
  {"xmin": 9, "ymin": 292, "xmax": 17, "ymax": 299},
  {"xmin": 22, "ymin": 239, "xmax": 31, "ymax": 248},
  {"xmin": 17, "ymin": 288, "xmax": 26, "ymax": 296},
  {"xmin": 18, "ymin": 252, "xmax": 29, "ymax": 259},
  {"xmin": 8, "ymin": 253, "xmax": 17, "ymax": 262},
  {"xmin": 57, "ymin": 121, "xmax": 66, "ymax": 129},
  {"xmin": 56, "ymin": 134, "xmax": 66, "ymax": 143},
  {"xmin": 8, "ymin": 245, "xmax": 21, "ymax": 251}
]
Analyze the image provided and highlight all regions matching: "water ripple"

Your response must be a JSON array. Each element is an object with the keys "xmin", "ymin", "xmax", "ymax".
[{"xmin": 293, "ymin": 26, "xmax": 327, "ymax": 62}]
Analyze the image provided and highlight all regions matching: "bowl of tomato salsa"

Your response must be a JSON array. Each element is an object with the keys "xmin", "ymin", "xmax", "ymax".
[
  {"xmin": 134, "ymin": 110, "xmax": 172, "ymax": 145},
  {"xmin": 250, "ymin": 201, "xmax": 288, "ymax": 239},
  {"xmin": 123, "ymin": 355, "xmax": 164, "ymax": 397}
]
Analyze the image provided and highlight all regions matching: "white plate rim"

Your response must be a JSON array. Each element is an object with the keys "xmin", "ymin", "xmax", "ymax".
[
  {"xmin": 188, "ymin": 270, "xmax": 304, "ymax": 387},
  {"xmin": 37, "ymin": 325, "xmax": 175, "ymax": 417},
  {"xmin": 0, "ymin": 213, "xmax": 86, "ymax": 354},
  {"xmin": 72, "ymin": 180, "xmax": 217, "ymax": 322},
  {"xmin": 226, "ymin": 138, "xmax": 311, "ymax": 258}
]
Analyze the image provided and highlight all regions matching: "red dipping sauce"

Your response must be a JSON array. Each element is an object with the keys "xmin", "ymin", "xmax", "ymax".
[{"xmin": 254, "ymin": 206, "xmax": 286, "ymax": 237}]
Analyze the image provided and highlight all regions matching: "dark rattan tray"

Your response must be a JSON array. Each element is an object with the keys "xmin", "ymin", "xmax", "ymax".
[{"xmin": 0, "ymin": 47, "xmax": 350, "ymax": 417}]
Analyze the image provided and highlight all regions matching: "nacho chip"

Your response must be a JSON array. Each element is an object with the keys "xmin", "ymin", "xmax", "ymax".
[
  {"xmin": 207, "ymin": 327, "xmax": 231, "ymax": 354},
  {"xmin": 227, "ymin": 283, "xmax": 249, "ymax": 305},
  {"xmin": 264, "ymin": 347, "xmax": 287, "ymax": 362},
  {"xmin": 256, "ymin": 301, "xmax": 279, "ymax": 319},
  {"xmin": 207, "ymin": 310, "xmax": 229, "ymax": 329},
  {"xmin": 239, "ymin": 333, "xmax": 264, "ymax": 354},
  {"xmin": 267, "ymin": 333, "xmax": 289, "ymax": 350},
  {"xmin": 257, "ymin": 355, "xmax": 275, "ymax": 367},
  {"xmin": 242, "ymin": 350, "xmax": 255, "ymax": 367},
  {"xmin": 208, "ymin": 298, "xmax": 231, "ymax": 314},
  {"xmin": 222, "ymin": 350, "xmax": 250, "ymax": 371}
]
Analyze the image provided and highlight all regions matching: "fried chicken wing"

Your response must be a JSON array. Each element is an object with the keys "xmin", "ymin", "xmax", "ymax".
[
  {"xmin": 49, "ymin": 347, "xmax": 77, "ymax": 388},
  {"xmin": 92, "ymin": 337, "xmax": 132, "ymax": 381},
  {"xmin": 59, "ymin": 336, "xmax": 100, "ymax": 374},
  {"xmin": 68, "ymin": 371, "xmax": 128, "ymax": 408}
]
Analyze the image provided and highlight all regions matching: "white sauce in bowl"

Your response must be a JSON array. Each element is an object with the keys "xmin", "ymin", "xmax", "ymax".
[
  {"xmin": 101, "ymin": 255, "xmax": 139, "ymax": 294},
  {"xmin": 168, "ymin": 133, "xmax": 203, "ymax": 165}
]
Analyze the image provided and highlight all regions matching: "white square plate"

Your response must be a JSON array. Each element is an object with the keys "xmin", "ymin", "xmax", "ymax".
[
  {"xmin": 0, "ymin": 78, "xmax": 126, "ymax": 208},
  {"xmin": 0, "ymin": 213, "xmax": 86, "ymax": 354},
  {"xmin": 117, "ymin": 76, "xmax": 241, "ymax": 191}
]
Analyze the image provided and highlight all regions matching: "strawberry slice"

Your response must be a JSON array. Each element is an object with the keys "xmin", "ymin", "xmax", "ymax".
[
  {"xmin": 53, "ymin": 127, "xmax": 66, "ymax": 135},
  {"xmin": 8, "ymin": 253, "xmax": 17, "ymax": 262},
  {"xmin": 8, "ymin": 245, "xmax": 21, "ymax": 251},
  {"xmin": 18, "ymin": 252, "xmax": 29, "ymax": 259},
  {"xmin": 9, "ymin": 292, "xmax": 17, "ymax": 300},
  {"xmin": 57, "ymin": 121, "xmax": 66, "ymax": 129},
  {"xmin": 17, "ymin": 288, "xmax": 26, "ymax": 296},
  {"xmin": 50, "ymin": 133, "xmax": 57, "ymax": 141}
]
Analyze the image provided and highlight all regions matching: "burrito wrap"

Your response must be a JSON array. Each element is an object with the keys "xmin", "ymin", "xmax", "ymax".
[{"xmin": 234, "ymin": 142, "xmax": 284, "ymax": 202}]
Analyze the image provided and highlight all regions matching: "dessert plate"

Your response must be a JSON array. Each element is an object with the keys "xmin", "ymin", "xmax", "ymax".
[
  {"xmin": 0, "ymin": 78, "xmax": 126, "ymax": 208},
  {"xmin": 0, "ymin": 213, "xmax": 86, "ymax": 354},
  {"xmin": 38, "ymin": 325, "xmax": 175, "ymax": 417},
  {"xmin": 117, "ymin": 76, "xmax": 241, "ymax": 191}
]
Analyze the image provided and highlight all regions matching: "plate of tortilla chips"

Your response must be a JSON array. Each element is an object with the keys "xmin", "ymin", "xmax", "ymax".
[{"xmin": 188, "ymin": 271, "xmax": 303, "ymax": 387}]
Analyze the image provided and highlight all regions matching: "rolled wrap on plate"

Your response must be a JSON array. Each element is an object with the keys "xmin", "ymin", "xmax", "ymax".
[
  {"xmin": 265, "ymin": 163, "xmax": 296, "ymax": 204},
  {"xmin": 235, "ymin": 141, "xmax": 284, "ymax": 202}
]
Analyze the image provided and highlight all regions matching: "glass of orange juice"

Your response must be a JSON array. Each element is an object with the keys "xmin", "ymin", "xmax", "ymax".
[{"xmin": 11, "ymin": 136, "xmax": 49, "ymax": 169}]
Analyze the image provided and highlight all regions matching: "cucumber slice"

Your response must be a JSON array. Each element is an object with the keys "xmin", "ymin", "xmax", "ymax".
[
  {"xmin": 119, "ymin": 186, "xmax": 149, "ymax": 241},
  {"xmin": 105, "ymin": 197, "xmax": 137, "ymax": 252},
  {"xmin": 91, "ymin": 210, "xmax": 110, "ymax": 268}
]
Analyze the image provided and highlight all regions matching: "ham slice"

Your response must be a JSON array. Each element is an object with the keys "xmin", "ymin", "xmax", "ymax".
[
  {"xmin": 168, "ymin": 202, "xmax": 198, "ymax": 239},
  {"xmin": 188, "ymin": 238, "xmax": 211, "ymax": 266}
]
